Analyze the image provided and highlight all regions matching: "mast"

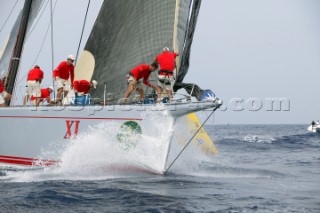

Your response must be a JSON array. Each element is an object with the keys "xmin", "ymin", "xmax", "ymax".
[{"xmin": 5, "ymin": 0, "xmax": 33, "ymax": 105}]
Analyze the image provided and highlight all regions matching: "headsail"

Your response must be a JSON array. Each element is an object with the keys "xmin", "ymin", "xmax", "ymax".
[{"xmin": 80, "ymin": 0, "xmax": 197, "ymax": 101}]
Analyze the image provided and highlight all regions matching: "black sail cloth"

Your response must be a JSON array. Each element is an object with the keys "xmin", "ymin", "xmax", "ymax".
[{"xmin": 83, "ymin": 0, "xmax": 202, "ymax": 102}]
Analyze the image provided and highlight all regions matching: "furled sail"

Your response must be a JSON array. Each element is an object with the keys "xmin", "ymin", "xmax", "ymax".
[{"xmin": 81, "ymin": 0, "xmax": 200, "ymax": 101}]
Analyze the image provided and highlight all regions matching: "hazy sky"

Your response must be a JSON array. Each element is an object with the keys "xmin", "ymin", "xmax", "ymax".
[
  {"xmin": 0, "ymin": 0, "xmax": 319, "ymax": 124},
  {"xmin": 186, "ymin": 0, "xmax": 320, "ymax": 124}
]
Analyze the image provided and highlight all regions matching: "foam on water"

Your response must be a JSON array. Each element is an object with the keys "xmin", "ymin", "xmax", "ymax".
[
  {"xmin": 168, "ymin": 146, "xmax": 285, "ymax": 179},
  {"xmin": 241, "ymin": 135, "xmax": 276, "ymax": 144}
]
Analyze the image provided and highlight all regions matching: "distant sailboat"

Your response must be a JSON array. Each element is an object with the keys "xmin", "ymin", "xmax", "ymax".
[
  {"xmin": 307, "ymin": 121, "xmax": 320, "ymax": 133},
  {"xmin": 0, "ymin": 0, "xmax": 222, "ymax": 174}
]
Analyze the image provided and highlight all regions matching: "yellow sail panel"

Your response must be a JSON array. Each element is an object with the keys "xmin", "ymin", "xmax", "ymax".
[
  {"xmin": 186, "ymin": 113, "xmax": 218, "ymax": 155},
  {"xmin": 74, "ymin": 50, "xmax": 95, "ymax": 81},
  {"xmin": 0, "ymin": 37, "xmax": 9, "ymax": 60}
]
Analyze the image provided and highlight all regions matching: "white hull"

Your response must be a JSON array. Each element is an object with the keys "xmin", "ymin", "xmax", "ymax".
[
  {"xmin": 0, "ymin": 100, "xmax": 221, "ymax": 174},
  {"xmin": 307, "ymin": 124, "xmax": 320, "ymax": 133}
]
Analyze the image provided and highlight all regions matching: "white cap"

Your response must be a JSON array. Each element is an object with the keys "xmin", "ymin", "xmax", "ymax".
[
  {"xmin": 48, "ymin": 86, "xmax": 54, "ymax": 91},
  {"xmin": 163, "ymin": 47, "xmax": 170, "ymax": 52},
  {"xmin": 67, "ymin": 55, "xmax": 75, "ymax": 61},
  {"xmin": 91, "ymin": 80, "xmax": 97, "ymax": 89}
]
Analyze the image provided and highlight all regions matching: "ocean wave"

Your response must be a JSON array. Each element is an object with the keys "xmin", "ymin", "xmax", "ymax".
[
  {"xmin": 192, "ymin": 163, "xmax": 286, "ymax": 179},
  {"xmin": 236, "ymin": 133, "xmax": 320, "ymax": 148},
  {"xmin": 241, "ymin": 135, "xmax": 276, "ymax": 144}
]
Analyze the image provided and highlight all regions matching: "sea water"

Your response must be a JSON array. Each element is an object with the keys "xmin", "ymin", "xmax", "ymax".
[{"xmin": 0, "ymin": 124, "xmax": 319, "ymax": 212}]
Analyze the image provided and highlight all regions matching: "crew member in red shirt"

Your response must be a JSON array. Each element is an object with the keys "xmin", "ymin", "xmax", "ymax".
[
  {"xmin": 30, "ymin": 86, "xmax": 54, "ymax": 106},
  {"xmin": 73, "ymin": 79, "xmax": 97, "ymax": 95},
  {"xmin": 154, "ymin": 47, "xmax": 179, "ymax": 102},
  {"xmin": 23, "ymin": 65, "xmax": 44, "ymax": 106},
  {"xmin": 0, "ymin": 79, "xmax": 11, "ymax": 107},
  {"xmin": 53, "ymin": 55, "xmax": 75, "ymax": 104},
  {"xmin": 73, "ymin": 79, "xmax": 97, "ymax": 105},
  {"xmin": 122, "ymin": 62, "xmax": 158, "ymax": 103}
]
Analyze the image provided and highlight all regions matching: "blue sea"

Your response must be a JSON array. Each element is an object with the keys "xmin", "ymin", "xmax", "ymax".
[{"xmin": 0, "ymin": 124, "xmax": 319, "ymax": 212}]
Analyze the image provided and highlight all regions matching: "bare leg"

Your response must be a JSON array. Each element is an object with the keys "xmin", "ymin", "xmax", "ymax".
[
  {"xmin": 156, "ymin": 86, "xmax": 162, "ymax": 102},
  {"xmin": 56, "ymin": 88, "xmax": 63, "ymax": 104},
  {"xmin": 23, "ymin": 95, "xmax": 30, "ymax": 106},
  {"xmin": 136, "ymin": 88, "xmax": 144, "ymax": 101},
  {"xmin": 63, "ymin": 90, "xmax": 69, "ymax": 104},
  {"xmin": 5, "ymin": 93, "xmax": 11, "ymax": 101},
  {"xmin": 166, "ymin": 89, "xmax": 173, "ymax": 101},
  {"xmin": 123, "ymin": 83, "xmax": 135, "ymax": 99},
  {"xmin": 0, "ymin": 93, "xmax": 10, "ymax": 107},
  {"xmin": 123, "ymin": 79, "xmax": 137, "ymax": 103},
  {"xmin": 35, "ymin": 97, "xmax": 40, "ymax": 106}
]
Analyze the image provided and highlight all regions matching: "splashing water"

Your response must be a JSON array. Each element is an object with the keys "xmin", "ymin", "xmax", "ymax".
[{"xmin": 1, "ymin": 108, "xmax": 179, "ymax": 182}]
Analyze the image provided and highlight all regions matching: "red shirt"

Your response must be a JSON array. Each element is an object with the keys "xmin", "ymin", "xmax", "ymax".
[
  {"xmin": 0, "ymin": 79, "xmax": 4, "ymax": 93},
  {"xmin": 73, "ymin": 80, "xmax": 91, "ymax": 94},
  {"xmin": 155, "ymin": 52, "xmax": 178, "ymax": 75},
  {"xmin": 130, "ymin": 64, "xmax": 154, "ymax": 88},
  {"xmin": 53, "ymin": 61, "xmax": 74, "ymax": 83},
  {"xmin": 30, "ymin": 88, "xmax": 51, "ymax": 102},
  {"xmin": 27, "ymin": 67, "xmax": 44, "ymax": 81},
  {"xmin": 52, "ymin": 70, "xmax": 57, "ymax": 77}
]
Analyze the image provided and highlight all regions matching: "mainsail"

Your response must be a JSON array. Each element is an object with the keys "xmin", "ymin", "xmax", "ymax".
[{"xmin": 79, "ymin": 0, "xmax": 201, "ymax": 101}]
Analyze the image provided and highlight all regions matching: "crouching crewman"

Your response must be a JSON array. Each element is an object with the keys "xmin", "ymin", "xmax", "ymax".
[
  {"xmin": 30, "ymin": 86, "xmax": 54, "ymax": 106},
  {"xmin": 73, "ymin": 79, "xmax": 97, "ymax": 105}
]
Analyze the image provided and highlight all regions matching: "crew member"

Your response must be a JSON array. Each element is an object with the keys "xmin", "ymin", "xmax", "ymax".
[
  {"xmin": 23, "ymin": 65, "xmax": 44, "ymax": 106},
  {"xmin": 0, "ymin": 79, "xmax": 11, "ymax": 107},
  {"xmin": 154, "ymin": 47, "xmax": 179, "ymax": 102},
  {"xmin": 73, "ymin": 79, "xmax": 97, "ymax": 105},
  {"xmin": 30, "ymin": 86, "xmax": 54, "ymax": 105},
  {"xmin": 123, "ymin": 62, "xmax": 158, "ymax": 103},
  {"xmin": 53, "ymin": 55, "xmax": 75, "ymax": 105}
]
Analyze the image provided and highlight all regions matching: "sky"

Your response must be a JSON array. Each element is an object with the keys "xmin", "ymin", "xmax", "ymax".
[{"xmin": 0, "ymin": 0, "xmax": 319, "ymax": 124}]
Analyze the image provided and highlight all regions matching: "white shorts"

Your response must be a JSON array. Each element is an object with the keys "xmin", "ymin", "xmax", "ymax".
[
  {"xmin": 0, "ymin": 91, "xmax": 7, "ymax": 104},
  {"xmin": 55, "ymin": 77, "xmax": 70, "ymax": 91},
  {"xmin": 127, "ymin": 76, "xmax": 143, "ymax": 90},
  {"xmin": 157, "ymin": 75, "xmax": 174, "ymax": 91},
  {"xmin": 25, "ymin": 80, "xmax": 41, "ymax": 97}
]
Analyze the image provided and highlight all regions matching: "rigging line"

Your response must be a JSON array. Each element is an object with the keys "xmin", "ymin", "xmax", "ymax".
[
  {"xmin": 0, "ymin": 0, "xmax": 19, "ymax": 33},
  {"xmin": 30, "ymin": 0, "xmax": 57, "ymax": 69},
  {"xmin": 29, "ymin": 25, "xmax": 50, "ymax": 70},
  {"xmin": 164, "ymin": 107, "xmax": 218, "ymax": 174},
  {"xmin": 50, "ymin": 0, "xmax": 55, "ymax": 99},
  {"xmin": 75, "ymin": 0, "xmax": 91, "ymax": 65}
]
